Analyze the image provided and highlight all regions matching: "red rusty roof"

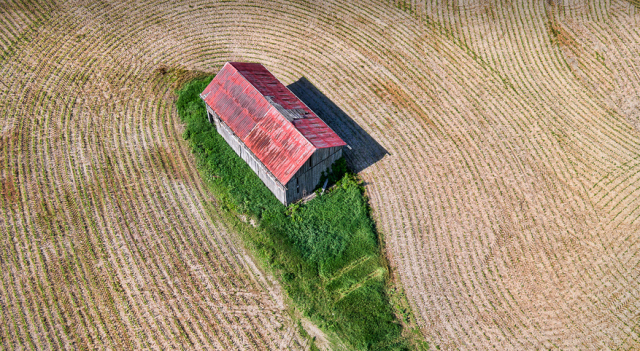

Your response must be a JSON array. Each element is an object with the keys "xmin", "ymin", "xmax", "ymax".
[{"xmin": 201, "ymin": 62, "xmax": 345, "ymax": 185}]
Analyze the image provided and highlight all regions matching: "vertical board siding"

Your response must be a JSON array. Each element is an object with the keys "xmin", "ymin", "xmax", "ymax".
[
  {"xmin": 207, "ymin": 108, "xmax": 343, "ymax": 206},
  {"xmin": 207, "ymin": 105, "xmax": 342, "ymax": 206},
  {"xmin": 285, "ymin": 146, "xmax": 343, "ymax": 204},
  {"xmin": 213, "ymin": 113, "xmax": 287, "ymax": 204}
]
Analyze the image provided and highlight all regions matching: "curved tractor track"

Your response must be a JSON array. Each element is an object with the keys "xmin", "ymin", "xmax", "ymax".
[{"xmin": 2, "ymin": 0, "xmax": 640, "ymax": 350}]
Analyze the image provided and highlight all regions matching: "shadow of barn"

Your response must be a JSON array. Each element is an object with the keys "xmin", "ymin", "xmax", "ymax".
[{"xmin": 288, "ymin": 77, "xmax": 389, "ymax": 173}]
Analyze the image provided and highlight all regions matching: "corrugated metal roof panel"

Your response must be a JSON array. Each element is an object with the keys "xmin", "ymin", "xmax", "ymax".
[{"xmin": 201, "ymin": 62, "xmax": 345, "ymax": 185}]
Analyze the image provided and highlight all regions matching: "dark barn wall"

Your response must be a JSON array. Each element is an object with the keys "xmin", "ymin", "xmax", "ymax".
[{"xmin": 285, "ymin": 146, "xmax": 343, "ymax": 204}]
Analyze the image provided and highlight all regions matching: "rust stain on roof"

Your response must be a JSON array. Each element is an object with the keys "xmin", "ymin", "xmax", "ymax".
[{"xmin": 201, "ymin": 62, "xmax": 346, "ymax": 185}]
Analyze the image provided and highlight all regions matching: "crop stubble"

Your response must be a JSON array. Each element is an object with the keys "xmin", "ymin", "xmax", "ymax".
[
  {"xmin": 2, "ymin": 0, "xmax": 640, "ymax": 350},
  {"xmin": 0, "ymin": 0, "xmax": 310, "ymax": 349}
]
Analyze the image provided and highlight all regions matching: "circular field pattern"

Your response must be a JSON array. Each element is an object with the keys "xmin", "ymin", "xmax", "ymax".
[{"xmin": 2, "ymin": 0, "xmax": 640, "ymax": 349}]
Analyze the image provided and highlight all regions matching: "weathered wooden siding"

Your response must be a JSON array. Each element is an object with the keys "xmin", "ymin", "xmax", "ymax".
[
  {"xmin": 206, "ymin": 107, "xmax": 288, "ymax": 204},
  {"xmin": 206, "ymin": 105, "xmax": 343, "ymax": 206},
  {"xmin": 285, "ymin": 146, "xmax": 343, "ymax": 204}
]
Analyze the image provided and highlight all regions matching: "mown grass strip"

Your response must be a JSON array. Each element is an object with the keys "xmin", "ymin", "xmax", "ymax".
[{"xmin": 176, "ymin": 76, "xmax": 411, "ymax": 350}]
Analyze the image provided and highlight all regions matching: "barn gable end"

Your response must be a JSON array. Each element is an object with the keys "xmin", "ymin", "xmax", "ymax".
[{"xmin": 200, "ymin": 62, "xmax": 346, "ymax": 205}]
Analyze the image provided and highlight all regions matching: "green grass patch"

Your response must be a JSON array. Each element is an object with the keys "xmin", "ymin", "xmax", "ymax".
[{"xmin": 176, "ymin": 76, "xmax": 411, "ymax": 350}]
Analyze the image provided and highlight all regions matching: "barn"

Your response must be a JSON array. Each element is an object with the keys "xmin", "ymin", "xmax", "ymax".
[{"xmin": 200, "ymin": 62, "xmax": 346, "ymax": 205}]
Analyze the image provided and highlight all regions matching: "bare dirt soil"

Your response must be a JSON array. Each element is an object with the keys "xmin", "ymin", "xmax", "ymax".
[{"xmin": 2, "ymin": 0, "xmax": 640, "ymax": 350}]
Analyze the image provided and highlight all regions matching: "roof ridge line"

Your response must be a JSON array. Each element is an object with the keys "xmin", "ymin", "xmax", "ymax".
[
  {"xmin": 206, "ymin": 74, "xmax": 296, "ymax": 186},
  {"xmin": 279, "ymin": 78, "xmax": 344, "ymax": 149},
  {"xmin": 230, "ymin": 63, "xmax": 317, "ymax": 154}
]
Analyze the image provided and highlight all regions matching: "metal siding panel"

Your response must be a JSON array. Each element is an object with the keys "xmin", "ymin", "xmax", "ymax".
[
  {"xmin": 229, "ymin": 62, "xmax": 346, "ymax": 149},
  {"xmin": 292, "ymin": 118, "xmax": 347, "ymax": 148}
]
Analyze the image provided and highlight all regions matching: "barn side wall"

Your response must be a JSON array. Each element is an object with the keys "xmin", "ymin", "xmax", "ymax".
[
  {"xmin": 285, "ymin": 146, "xmax": 343, "ymax": 204},
  {"xmin": 205, "ymin": 106, "xmax": 288, "ymax": 204}
]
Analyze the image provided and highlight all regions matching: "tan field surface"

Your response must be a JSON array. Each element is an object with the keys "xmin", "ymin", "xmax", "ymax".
[{"xmin": 2, "ymin": 0, "xmax": 640, "ymax": 349}]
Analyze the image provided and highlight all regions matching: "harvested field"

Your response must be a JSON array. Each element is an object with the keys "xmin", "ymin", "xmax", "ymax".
[{"xmin": 2, "ymin": 0, "xmax": 640, "ymax": 350}]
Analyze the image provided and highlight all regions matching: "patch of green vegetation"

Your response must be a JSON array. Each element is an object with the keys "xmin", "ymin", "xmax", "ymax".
[{"xmin": 176, "ymin": 77, "xmax": 411, "ymax": 350}]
